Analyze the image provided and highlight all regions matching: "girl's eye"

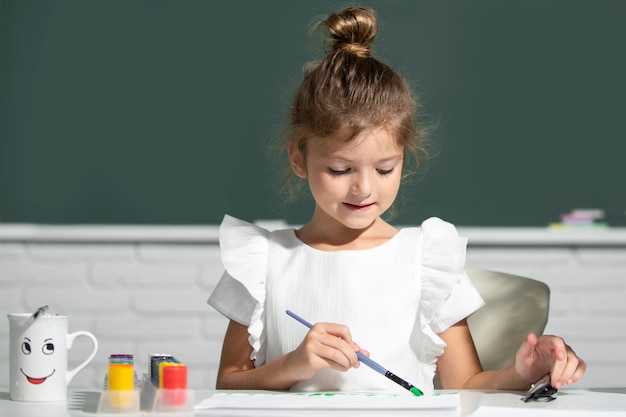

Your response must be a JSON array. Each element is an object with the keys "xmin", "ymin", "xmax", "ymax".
[
  {"xmin": 377, "ymin": 168, "xmax": 394, "ymax": 176},
  {"xmin": 328, "ymin": 168, "xmax": 350, "ymax": 176}
]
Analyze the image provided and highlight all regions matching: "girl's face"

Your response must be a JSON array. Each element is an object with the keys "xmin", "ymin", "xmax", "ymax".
[{"xmin": 290, "ymin": 127, "xmax": 404, "ymax": 232}]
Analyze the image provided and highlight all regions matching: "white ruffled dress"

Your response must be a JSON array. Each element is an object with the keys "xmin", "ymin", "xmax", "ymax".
[{"xmin": 208, "ymin": 215, "xmax": 484, "ymax": 395}]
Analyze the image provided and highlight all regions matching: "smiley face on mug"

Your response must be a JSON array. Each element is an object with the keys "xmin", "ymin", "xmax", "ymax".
[
  {"xmin": 9, "ymin": 313, "xmax": 98, "ymax": 402},
  {"xmin": 19, "ymin": 336, "xmax": 57, "ymax": 385}
]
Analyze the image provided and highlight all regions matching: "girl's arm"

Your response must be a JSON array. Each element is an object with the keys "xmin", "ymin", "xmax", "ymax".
[
  {"xmin": 216, "ymin": 319, "xmax": 363, "ymax": 390},
  {"xmin": 436, "ymin": 319, "xmax": 586, "ymax": 390}
]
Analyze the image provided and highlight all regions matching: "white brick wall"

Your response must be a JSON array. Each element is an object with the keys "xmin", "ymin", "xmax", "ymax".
[
  {"xmin": 0, "ymin": 241, "xmax": 228, "ymax": 390},
  {"xmin": 1, "ymin": 227, "xmax": 625, "ymax": 390}
]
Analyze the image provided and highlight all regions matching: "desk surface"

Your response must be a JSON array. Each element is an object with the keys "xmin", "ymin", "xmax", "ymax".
[{"xmin": 0, "ymin": 389, "xmax": 625, "ymax": 416}]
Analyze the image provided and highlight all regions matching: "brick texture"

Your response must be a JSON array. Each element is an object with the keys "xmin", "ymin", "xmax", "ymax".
[{"xmin": 1, "ymin": 237, "xmax": 624, "ymax": 390}]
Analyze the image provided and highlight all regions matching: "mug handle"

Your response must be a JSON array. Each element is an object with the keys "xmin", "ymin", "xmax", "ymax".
[{"xmin": 66, "ymin": 331, "xmax": 99, "ymax": 385}]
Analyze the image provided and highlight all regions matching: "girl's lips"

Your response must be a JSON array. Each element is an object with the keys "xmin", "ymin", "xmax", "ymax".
[{"xmin": 343, "ymin": 202, "xmax": 375, "ymax": 211}]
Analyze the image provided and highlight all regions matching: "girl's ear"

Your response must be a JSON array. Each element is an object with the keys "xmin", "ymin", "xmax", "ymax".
[{"xmin": 288, "ymin": 143, "xmax": 307, "ymax": 179}]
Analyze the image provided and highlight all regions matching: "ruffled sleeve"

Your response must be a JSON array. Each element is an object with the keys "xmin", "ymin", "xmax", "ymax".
[
  {"xmin": 207, "ymin": 214, "xmax": 270, "ymax": 365},
  {"xmin": 414, "ymin": 217, "xmax": 485, "ymax": 374}
]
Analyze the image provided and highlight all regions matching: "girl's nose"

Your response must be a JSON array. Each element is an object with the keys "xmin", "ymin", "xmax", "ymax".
[{"xmin": 350, "ymin": 171, "xmax": 372, "ymax": 197}]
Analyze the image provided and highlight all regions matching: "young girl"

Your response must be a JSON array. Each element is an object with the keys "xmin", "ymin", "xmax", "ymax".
[{"xmin": 208, "ymin": 6, "xmax": 585, "ymax": 394}]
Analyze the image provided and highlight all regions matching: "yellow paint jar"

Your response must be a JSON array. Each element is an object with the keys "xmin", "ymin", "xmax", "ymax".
[{"xmin": 107, "ymin": 363, "xmax": 134, "ymax": 408}]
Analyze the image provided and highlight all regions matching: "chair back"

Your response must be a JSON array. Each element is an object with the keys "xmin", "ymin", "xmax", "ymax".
[{"xmin": 465, "ymin": 268, "xmax": 550, "ymax": 371}]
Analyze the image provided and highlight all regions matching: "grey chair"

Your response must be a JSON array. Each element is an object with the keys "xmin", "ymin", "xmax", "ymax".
[
  {"xmin": 465, "ymin": 268, "xmax": 551, "ymax": 371},
  {"xmin": 435, "ymin": 268, "xmax": 550, "ymax": 388}
]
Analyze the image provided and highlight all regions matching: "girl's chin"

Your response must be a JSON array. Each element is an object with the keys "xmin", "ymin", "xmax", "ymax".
[{"xmin": 337, "ymin": 214, "xmax": 379, "ymax": 230}]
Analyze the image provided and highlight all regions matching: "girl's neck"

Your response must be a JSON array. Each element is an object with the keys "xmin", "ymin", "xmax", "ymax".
[{"xmin": 295, "ymin": 210, "xmax": 399, "ymax": 251}]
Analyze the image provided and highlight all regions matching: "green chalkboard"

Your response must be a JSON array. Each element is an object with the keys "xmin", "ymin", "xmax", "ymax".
[{"xmin": 1, "ymin": 0, "xmax": 625, "ymax": 226}]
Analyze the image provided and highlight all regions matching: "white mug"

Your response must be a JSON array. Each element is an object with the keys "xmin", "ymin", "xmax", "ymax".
[{"xmin": 8, "ymin": 313, "xmax": 98, "ymax": 402}]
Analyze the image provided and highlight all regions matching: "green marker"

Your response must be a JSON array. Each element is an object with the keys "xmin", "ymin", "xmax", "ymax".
[{"xmin": 286, "ymin": 310, "xmax": 424, "ymax": 397}]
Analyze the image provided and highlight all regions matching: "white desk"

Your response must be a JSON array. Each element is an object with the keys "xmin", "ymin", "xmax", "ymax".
[{"xmin": 0, "ymin": 389, "xmax": 625, "ymax": 416}]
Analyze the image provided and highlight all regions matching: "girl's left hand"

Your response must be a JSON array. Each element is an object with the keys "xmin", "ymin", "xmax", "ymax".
[{"xmin": 515, "ymin": 333, "xmax": 587, "ymax": 389}]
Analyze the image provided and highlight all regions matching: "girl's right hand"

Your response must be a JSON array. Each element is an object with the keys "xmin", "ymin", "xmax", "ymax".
[{"xmin": 284, "ymin": 322, "xmax": 364, "ymax": 382}]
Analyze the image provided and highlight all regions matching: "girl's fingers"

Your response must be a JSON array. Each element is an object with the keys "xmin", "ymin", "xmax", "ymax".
[
  {"xmin": 529, "ymin": 335, "xmax": 586, "ymax": 389},
  {"xmin": 517, "ymin": 334, "xmax": 585, "ymax": 387},
  {"xmin": 551, "ymin": 346, "xmax": 586, "ymax": 389},
  {"xmin": 316, "ymin": 342, "xmax": 355, "ymax": 371},
  {"xmin": 517, "ymin": 333, "xmax": 538, "ymax": 360},
  {"xmin": 307, "ymin": 323, "xmax": 361, "ymax": 369}
]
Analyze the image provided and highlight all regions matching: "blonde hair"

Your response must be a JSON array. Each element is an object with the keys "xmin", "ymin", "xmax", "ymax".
[{"xmin": 278, "ymin": 6, "xmax": 430, "ymax": 211}]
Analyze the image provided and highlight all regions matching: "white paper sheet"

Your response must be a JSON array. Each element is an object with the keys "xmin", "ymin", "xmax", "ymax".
[{"xmin": 195, "ymin": 391, "xmax": 459, "ymax": 410}]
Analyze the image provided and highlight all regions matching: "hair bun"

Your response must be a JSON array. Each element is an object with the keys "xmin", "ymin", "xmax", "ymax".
[{"xmin": 322, "ymin": 6, "xmax": 378, "ymax": 58}]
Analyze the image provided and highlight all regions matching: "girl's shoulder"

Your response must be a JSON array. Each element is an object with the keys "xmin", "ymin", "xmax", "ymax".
[
  {"xmin": 395, "ymin": 217, "xmax": 464, "ymax": 247},
  {"xmin": 414, "ymin": 216, "xmax": 467, "ymax": 271},
  {"xmin": 219, "ymin": 214, "xmax": 271, "ymax": 259},
  {"xmin": 219, "ymin": 214, "xmax": 301, "ymax": 264},
  {"xmin": 219, "ymin": 214, "xmax": 296, "ymax": 246},
  {"xmin": 418, "ymin": 216, "xmax": 460, "ymax": 237}
]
